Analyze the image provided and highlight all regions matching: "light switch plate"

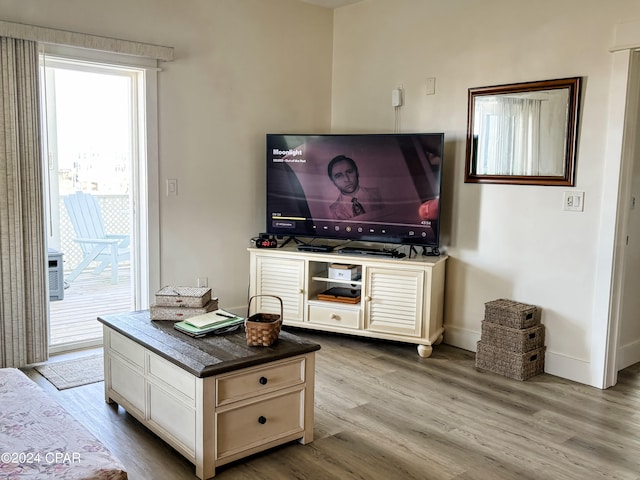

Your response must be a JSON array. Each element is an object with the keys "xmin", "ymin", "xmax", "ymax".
[{"xmin": 166, "ymin": 179, "xmax": 178, "ymax": 196}]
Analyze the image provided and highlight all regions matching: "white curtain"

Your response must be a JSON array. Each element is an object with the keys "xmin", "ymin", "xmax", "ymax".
[
  {"xmin": 475, "ymin": 97, "xmax": 542, "ymax": 175},
  {"xmin": 0, "ymin": 36, "xmax": 48, "ymax": 367}
]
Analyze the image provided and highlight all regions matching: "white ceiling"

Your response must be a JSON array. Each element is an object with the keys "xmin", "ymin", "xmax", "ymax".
[{"xmin": 299, "ymin": 0, "xmax": 363, "ymax": 8}]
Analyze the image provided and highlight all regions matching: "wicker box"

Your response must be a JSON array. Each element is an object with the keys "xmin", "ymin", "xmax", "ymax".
[
  {"xmin": 481, "ymin": 321, "xmax": 545, "ymax": 353},
  {"xmin": 155, "ymin": 286, "xmax": 213, "ymax": 308},
  {"xmin": 150, "ymin": 298, "xmax": 218, "ymax": 321},
  {"xmin": 475, "ymin": 341, "xmax": 545, "ymax": 381},
  {"xmin": 484, "ymin": 299, "xmax": 539, "ymax": 329}
]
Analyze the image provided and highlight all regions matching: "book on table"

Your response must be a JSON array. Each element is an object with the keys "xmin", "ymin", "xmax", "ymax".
[{"xmin": 174, "ymin": 309, "xmax": 244, "ymax": 337}]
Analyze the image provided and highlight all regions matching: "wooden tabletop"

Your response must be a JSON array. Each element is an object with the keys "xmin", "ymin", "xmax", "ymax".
[{"xmin": 97, "ymin": 310, "xmax": 321, "ymax": 378}]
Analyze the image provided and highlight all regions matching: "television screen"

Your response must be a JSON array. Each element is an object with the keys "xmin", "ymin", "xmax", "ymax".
[{"xmin": 266, "ymin": 133, "xmax": 444, "ymax": 247}]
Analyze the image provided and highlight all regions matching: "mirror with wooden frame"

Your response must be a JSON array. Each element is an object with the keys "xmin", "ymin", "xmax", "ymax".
[{"xmin": 465, "ymin": 77, "xmax": 581, "ymax": 186}]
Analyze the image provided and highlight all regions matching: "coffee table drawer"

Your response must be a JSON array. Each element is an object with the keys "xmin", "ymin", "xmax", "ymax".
[
  {"xmin": 216, "ymin": 357, "xmax": 305, "ymax": 406},
  {"xmin": 216, "ymin": 388, "xmax": 304, "ymax": 459}
]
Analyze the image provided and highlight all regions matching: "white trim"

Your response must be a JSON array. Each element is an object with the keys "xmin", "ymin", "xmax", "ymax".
[
  {"xmin": 604, "ymin": 50, "xmax": 640, "ymax": 384},
  {"xmin": 142, "ymin": 67, "xmax": 161, "ymax": 308},
  {"xmin": 610, "ymin": 20, "xmax": 640, "ymax": 52},
  {"xmin": 41, "ymin": 44, "xmax": 160, "ymax": 70},
  {"xmin": 544, "ymin": 351, "xmax": 592, "ymax": 386},
  {"xmin": 41, "ymin": 45, "xmax": 160, "ymax": 320},
  {"xmin": 0, "ymin": 20, "xmax": 173, "ymax": 61},
  {"xmin": 618, "ymin": 338, "xmax": 640, "ymax": 369},
  {"xmin": 442, "ymin": 324, "xmax": 479, "ymax": 352},
  {"xmin": 595, "ymin": 50, "xmax": 635, "ymax": 389}
]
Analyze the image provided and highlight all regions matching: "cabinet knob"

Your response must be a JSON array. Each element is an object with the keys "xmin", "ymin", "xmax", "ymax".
[
  {"xmin": 330, "ymin": 313, "xmax": 338, "ymax": 320},
  {"xmin": 258, "ymin": 416, "xmax": 267, "ymax": 424},
  {"xmin": 365, "ymin": 296, "xmax": 372, "ymax": 302},
  {"xmin": 259, "ymin": 376, "xmax": 268, "ymax": 385},
  {"xmin": 299, "ymin": 288, "xmax": 304, "ymax": 294}
]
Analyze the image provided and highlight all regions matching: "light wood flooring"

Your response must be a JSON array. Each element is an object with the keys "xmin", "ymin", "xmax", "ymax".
[{"xmin": 25, "ymin": 331, "xmax": 640, "ymax": 480}]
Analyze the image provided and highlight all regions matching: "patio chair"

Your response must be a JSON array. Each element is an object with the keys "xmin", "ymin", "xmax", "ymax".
[{"xmin": 63, "ymin": 192, "xmax": 130, "ymax": 284}]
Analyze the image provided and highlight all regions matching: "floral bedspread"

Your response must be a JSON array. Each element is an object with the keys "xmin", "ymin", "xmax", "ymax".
[{"xmin": 0, "ymin": 368, "xmax": 127, "ymax": 480}]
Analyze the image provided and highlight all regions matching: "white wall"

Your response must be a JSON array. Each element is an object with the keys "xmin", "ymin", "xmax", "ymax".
[
  {"xmin": 0, "ymin": 0, "xmax": 334, "ymax": 309},
  {"xmin": 331, "ymin": 0, "xmax": 640, "ymax": 385}
]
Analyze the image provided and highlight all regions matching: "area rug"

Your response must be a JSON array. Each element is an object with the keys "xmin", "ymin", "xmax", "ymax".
[{"xmin": 35, "ymin": 354, "xmax": 104, "ymax": 390}]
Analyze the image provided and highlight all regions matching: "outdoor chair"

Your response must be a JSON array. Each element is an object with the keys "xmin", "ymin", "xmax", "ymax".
[{"xmin": 63, "ymin": 192, "xmax": 130, "ymax": 284}]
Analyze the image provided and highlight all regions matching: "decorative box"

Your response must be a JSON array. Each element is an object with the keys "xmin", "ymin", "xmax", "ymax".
[
  {"xmin": 480, "ymin": 321, "xmax": 545, "ymax": 353},
  {"xmin": 150, "ymin": 298, "xmax": 219, "ymax": 321},
  {"xmin": 484, "ymin": 298, "xmax": 538, "ymax": 329},
  {"xmin": 475, "ymin": 341, "xmax": 545, "ymax": 381},
  {"xmin": 328, "ymin": 264, "xmax": 361, "ymax": 281},
  {"xmin": 155, "ymin": 286, "xmax": 213, "ymax": 308}
]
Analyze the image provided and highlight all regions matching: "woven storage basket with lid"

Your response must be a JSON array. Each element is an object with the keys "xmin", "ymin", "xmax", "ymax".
[
  {"xmin": 245, "ymin": 295, "xmax": 283, "ymax": 347},
  {"xmin": 155, "ymin": 286, "xmax": 212, "ymax": 308},
  {"xmin": 484, "ymin": 299, "xmax": 538, "ymax": 329},
  {"xmin": 475, "ymin": 341, "xmax": 545, "ymax": 381},
  {"xmin": 480, "ymin": 321, "xmax": 545, "ymax": 353}
]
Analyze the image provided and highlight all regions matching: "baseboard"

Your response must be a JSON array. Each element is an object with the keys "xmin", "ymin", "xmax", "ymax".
[
  {"xmin": 442, "ymin": 324, "xmax": 479, "ymax": 352},
  {"xmin": 617, "ymin": 338, "xmax": 640, "ymax": 370}
]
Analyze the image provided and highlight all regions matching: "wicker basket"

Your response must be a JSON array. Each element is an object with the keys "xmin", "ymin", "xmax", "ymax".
[
  {"xmin": 480, "ymin": 321, "xmax": 545, "ymax": 353},
  {"xmin": 475, "ymin": 341, "xmax": 545, "ymax": 381},
  {"xmin": 245, "ymin": 295, "xmax": 283, "ymax": 347},
  {"xmin": 150, "ymin": 299, "xmax": 218, "ymax": 321},
  {"xmin": 155, "ymin": 286, "xmax": 212, "ymax": 308},
  {"xmin": 484, "ymin": 299, "xmax": 539, "ymax": 329}
]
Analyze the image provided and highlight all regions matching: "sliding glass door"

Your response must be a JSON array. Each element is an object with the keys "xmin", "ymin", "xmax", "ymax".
[{"xmin": 40, "ymin": 53, "xmax": 149, "ymax": 353}]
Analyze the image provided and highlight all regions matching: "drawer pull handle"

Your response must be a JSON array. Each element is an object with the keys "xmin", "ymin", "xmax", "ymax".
[
  {"xmin": 259, "ymin": 376, "xmax": 268, "ymax": 385},
  {"xmin": 258, "ymin": 416, "xmax": 267, "ymax": 424}
]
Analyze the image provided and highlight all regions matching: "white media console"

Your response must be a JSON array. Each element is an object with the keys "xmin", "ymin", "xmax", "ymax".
[{"xmin": 248, "ymin": 246, "xmax": 447, "ymax": 357}]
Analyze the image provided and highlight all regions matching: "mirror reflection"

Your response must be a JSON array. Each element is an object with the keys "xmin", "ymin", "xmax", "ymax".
[{"xmin": 465, "ymin": 77, "xmax": 581, "ymax": 186}]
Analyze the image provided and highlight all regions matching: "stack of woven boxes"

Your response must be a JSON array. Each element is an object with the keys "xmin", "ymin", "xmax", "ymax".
[
  {"xmin": 150, "ymin": 286, "xmax": 218, "ymax": 321},
  {"xmin": 475, "ymin": 299, "xmax": 546, "ymax": 381}
]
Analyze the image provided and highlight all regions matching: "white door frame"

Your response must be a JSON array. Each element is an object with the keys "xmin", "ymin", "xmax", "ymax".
[
  {"xmin": 41, "ymin": 45, "xmax": 160, "ymax": 312},
  {"xmin": 598, "ymin": 23, "xmax": 640, "ymax": 388}
]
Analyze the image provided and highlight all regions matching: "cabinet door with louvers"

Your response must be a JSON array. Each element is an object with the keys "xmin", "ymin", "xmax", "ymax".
[
  {"xmin": 253, "ymin": 256, "xmax": 305, "ymax": 325},
  {"xmin": 363, "ymin": 266, "xmax": 425, "ymax": 338}
]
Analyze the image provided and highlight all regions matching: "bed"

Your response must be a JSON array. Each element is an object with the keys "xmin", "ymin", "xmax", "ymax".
[{"xmin": 0, "ymin": 368, "xmax": 127, "ymax": 479}]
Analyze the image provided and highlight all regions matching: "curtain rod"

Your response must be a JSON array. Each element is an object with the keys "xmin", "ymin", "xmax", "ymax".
[{"xmin": 0, "ymin": 19, "xmax": 174, "ymax": 61}]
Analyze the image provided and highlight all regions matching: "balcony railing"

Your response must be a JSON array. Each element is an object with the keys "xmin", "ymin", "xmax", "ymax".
[{"xmin": 49, "ymin": 194, "xmax": 133, "ymax": 351}]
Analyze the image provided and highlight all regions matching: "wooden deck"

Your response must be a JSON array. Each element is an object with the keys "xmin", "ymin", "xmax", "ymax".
[{"xmin": 49, "ymin": 266, "xmax": 133, "ymax": 352}]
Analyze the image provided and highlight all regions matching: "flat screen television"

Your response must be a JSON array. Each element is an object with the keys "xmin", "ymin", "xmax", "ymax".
[{"xmin": 266, "ymin": 133, "xmax": 444, "ymax": 248}]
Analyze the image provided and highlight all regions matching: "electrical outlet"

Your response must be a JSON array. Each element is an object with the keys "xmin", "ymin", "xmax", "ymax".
[
  {"xmin": 197, "ymin": 277, "xmax": 208, "ymax": 287},
  {"xmin": 563, "ymin": 191, "xmax": 584, "ymax": 212}
]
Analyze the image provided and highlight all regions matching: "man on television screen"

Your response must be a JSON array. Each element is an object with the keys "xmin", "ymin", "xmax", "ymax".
[{"xmin": 327, "ymin": 155, "xmax": 384, "ymax": 220}]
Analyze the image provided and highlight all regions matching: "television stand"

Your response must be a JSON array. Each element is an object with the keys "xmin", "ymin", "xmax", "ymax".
[
  {"xmin": 248, "ymin": 246, "xmax": 447, "ymax": 357},
  {"xmin": 338, "ymin": 246, "xmax": 403, "ymax": 258}
]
